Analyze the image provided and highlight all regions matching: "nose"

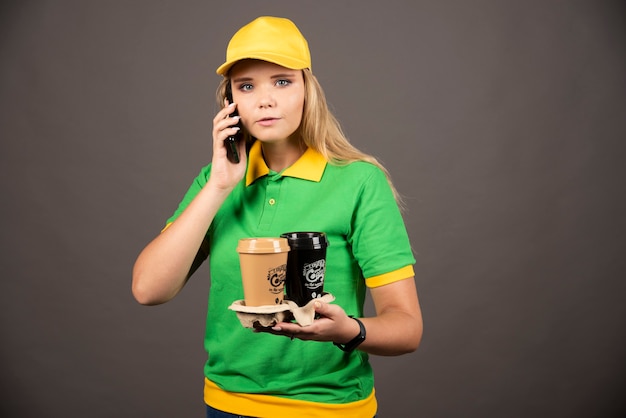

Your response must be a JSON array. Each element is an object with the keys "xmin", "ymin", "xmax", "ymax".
[{"xmin": 257, "ymin": 86, "xmax": 276, "ymax": 108}]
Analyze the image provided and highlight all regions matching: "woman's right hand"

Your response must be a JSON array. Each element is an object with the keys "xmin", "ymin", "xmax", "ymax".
[
  {"xmin": 209, "ymin": 100, "xmax": 248, "ymax": 191},
  {"xmin": 132, "ymin": 100, "xmax": 249, "ymax": 306}
]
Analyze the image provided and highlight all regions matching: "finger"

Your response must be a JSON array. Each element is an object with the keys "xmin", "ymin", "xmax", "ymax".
[
  {"xmin": 216, "ymin": 115, "xmax": 240, "ymax": 134},
  {"xmin": 256, "ymin": 325, "xmax": 300, "ymax": 341},
  {"xmin": 272, "ymin": 323, "xmax": 301, "ymax": 336},
  {"xmin": 313, "ymin": 300, "xmax": 330, "ymax": 317},
  {"xmin": 222, "ymin": 122, "xmax": 241, "ymax": 136},
  {"xmin": 213, "ymin": 115, "xmax": 241, "ymax": 142},
  {"xmin": 314, "ymin": 301, "xmax": 349, "ymax": 320},
  {"xmin": 213, "ymin": 102, "xmax": 237, "ymax": 125}
]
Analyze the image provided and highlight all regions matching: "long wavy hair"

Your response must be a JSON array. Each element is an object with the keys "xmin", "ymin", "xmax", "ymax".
[{"xmin": 216, "ymin": 68, "xmax": 402, "ymax": 204}]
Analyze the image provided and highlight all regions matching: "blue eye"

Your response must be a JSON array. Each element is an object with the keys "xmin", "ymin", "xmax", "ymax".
[
  {"xmin": 276, "ymin": 79, "xmax": 291, "ymax": 87},
  {"xmin": 239, "ymin": 83, "xmax": 253, "ymax": 91}
]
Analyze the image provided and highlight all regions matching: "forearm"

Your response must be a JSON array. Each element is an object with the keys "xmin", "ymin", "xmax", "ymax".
[
  {"xmin": 343, "ymin": 277, "xmax": 423, "ymax": 356},
  {"xmin": 357, "ymin": 310, "xmax": 423, "ymax": 356},
  {"xmin": 132, "ymin": 180, "xmax": 232, "ymax": 305},
  {"xmin": 356, "ymin": 278, "xmax": 423, "ymax": 355}
]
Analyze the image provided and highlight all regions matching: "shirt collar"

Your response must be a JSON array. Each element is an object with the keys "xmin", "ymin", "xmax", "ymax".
[{"xmin": 245, "ymin": 140, "xmax": 328, "ymax": 186}]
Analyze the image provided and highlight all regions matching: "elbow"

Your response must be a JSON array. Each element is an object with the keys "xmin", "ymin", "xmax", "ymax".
[
  {"xmin": 411, "ymin": 319, "xmax": 424, "ymax": 352},
  {"xmin": 393, "ymin": 333, "xmax": 421, "ymax": 356},
  {"xmin": 402, "ymin": 319, "xmax": 423, "ymax": 354},
  {"xmin": 132, "ymin": 279, "xmax": 160, "ymax": 306},
  {"xmin": 405, "ymin": 331, "xmax": 422, "ymax": 354},
  {"xmin": 133, "ymin": 293, "xmax": 152, "ymax": 306},
  {"xmin": 377, "ymin": 319, "xmax": 423, "ymax": 356},
  {"xmin": 132, "ymin": 267, "xmax": 168, "ymax": 306},
  {"xmin": 406, "ymin": 309, "xmax": 424, "ymax": 353}
]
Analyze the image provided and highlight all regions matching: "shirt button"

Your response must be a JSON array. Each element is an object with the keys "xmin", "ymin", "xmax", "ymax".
[{"xmin": 268, "ymin": 198, "xmax": 276, "ymax": 205}]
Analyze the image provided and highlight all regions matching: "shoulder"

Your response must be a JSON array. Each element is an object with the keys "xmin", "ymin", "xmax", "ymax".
[
  {"xmin": 324, "ymin": 161, "xmax": 390, "ymax": 192},
  {"xmin": 326, "ymin": 160, "xmax": 383, "ymax": 179},
  {"xmin": 321, "ymin": 162, "xmax": 395, "ymax": 206}
]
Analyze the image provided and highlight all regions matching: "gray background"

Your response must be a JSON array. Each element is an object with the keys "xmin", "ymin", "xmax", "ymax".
[{"xmin": 1, "ymin": 1, "xmax": 625, "ymax": 417}]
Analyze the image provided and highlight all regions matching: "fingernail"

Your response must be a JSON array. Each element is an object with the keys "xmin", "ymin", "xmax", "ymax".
[
  {"xmin": 229, "ymin": 102, "xmax": 236, "ymax": 107},
  {"xmin": 272, "ymin": 326, "xmax": 282, "ymax": 331},
  {"xmin": 314, "ymin": 301, "xmax": 321, "ymax": 309}
]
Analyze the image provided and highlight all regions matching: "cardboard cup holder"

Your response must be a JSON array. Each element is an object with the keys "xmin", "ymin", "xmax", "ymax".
[{"xmin": 229, "ymin": 293, "xmax": 335, "ymax": 328}]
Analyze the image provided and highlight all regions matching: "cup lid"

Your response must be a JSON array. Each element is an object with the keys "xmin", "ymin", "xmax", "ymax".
[
  {"xmin": 280, "ymin": 232, "xmax": 329, "ymax": 249},
  {"xmin": 237, "ymin": 237, "xmax": 290, "ymax": 254}
]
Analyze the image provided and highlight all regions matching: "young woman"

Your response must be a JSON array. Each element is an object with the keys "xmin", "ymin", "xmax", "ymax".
[{"xmin": 132, "ymin": 16, "xmax": 423, "ymax": 418}]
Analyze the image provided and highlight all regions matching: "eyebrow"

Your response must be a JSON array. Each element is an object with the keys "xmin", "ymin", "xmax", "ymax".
[
  {"xmin": 270, "ymin": 73, "xmax": 297, "ymax": 79},
  {"xmin": 231, "ymin": 73, "xmax": 298, "ymax": 83},
  {"xmin": 231, "ymin": 76, "xmax": 253, "ymax": 83}
]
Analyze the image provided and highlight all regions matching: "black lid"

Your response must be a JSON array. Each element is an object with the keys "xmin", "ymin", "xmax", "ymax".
[{"xmin": 280, "ymin": 231, "xmax": 329, "ymax": 249}]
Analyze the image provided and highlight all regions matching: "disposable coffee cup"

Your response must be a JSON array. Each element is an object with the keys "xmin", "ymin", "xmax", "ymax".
[
  {"xmin": 237, "ymin": 238, "xmax": 290, "ymax": 307},
  {"xmin": 280, "ymin": 232, "xmax": 329, "ymax": 306}
]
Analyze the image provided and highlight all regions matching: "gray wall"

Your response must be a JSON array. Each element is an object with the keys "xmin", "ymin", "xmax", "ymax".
[{"xmin": 1, "ymin": 1, "xmax": 625, "ymax": 417}]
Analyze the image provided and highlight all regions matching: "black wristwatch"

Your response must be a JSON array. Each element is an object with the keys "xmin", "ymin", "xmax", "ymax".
[{"xmin": 333, "ymin": 316, "xmax": 366, "ymax": 352}]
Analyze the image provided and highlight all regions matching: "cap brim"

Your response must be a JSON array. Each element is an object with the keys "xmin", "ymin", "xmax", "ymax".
[{"xmin": 216, "ymin": 53, "xmax": 310, "ymax": 76}]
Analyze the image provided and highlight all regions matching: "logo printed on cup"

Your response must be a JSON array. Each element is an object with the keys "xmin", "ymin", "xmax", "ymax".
[
  {"xmin": 268, "ymin": 264, "xmax": 287, "ymax": 294},
  {"xmin": 303, "ymin": 259, "xmax": 325, "ymax": 291}
]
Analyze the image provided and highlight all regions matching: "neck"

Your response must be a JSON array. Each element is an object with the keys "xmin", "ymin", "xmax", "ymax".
[{"xmin": 261, "ymin": 137, "xmax": 306, "ymax": 172}]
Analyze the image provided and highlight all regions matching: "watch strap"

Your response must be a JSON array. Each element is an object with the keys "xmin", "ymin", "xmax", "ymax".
[{"xmin": 333, "ymin": 316, "xmax": 366, "ymax": 352}]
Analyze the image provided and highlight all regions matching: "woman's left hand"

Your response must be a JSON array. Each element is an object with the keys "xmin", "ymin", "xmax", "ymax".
[
  {"xmin": 256, "ymin": 278, "xmax": 423, "ymax": 355},
  {"xmin": 257, "ymin": 301, "xmax": 361, "ymax": 344}
]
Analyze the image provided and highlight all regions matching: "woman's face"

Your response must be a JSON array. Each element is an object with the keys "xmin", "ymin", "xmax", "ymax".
[{"xmin": 229, "ymin": 60, "xmax": 305, "ymax": 144}]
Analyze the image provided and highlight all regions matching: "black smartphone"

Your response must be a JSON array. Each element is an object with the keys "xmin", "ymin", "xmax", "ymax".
[{"xmin": 224, "ymin": 83, "xmax": 241, "ymax": 164}]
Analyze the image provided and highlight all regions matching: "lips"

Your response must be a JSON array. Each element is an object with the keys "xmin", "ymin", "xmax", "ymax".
[{"xmin": 257, "ymin": 117, "xmax": 279, "ymax": 127}]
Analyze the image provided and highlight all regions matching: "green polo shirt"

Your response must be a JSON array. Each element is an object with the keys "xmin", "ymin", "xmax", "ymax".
[{"xmin": 166, "ymin": 141, "xmax": 415, "ymax": 417}]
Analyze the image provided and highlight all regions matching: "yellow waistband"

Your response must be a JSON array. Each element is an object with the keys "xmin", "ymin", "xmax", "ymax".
[{"xmin": 204, "ymin": 377, "xmax": 377, "ymax": 418}]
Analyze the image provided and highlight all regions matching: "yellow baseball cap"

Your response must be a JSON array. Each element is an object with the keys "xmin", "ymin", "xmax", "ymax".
[{"xmin": 216, "ymin": 16, "xmax": 311, "ymax": 76}]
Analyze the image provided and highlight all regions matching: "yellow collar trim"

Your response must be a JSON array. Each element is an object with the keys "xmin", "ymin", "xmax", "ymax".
[{"xmin": 245, "ymin": 141, "xmax": 327, "ymax": 186}]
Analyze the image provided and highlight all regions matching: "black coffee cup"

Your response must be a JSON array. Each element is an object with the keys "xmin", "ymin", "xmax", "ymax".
[{"xmin": 280, "ymin": 232, "xmax": 329, "ymax": 306}]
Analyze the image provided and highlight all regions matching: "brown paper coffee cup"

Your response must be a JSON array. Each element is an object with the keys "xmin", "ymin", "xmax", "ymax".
[{"xmin": 237, "ymin": 238, "xmax": 290, "ymax": 307}]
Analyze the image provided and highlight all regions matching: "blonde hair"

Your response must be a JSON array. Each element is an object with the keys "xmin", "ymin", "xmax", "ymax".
[{"xmin": 216, "ymin": 68, "xmax": 402, "ymax": 204}]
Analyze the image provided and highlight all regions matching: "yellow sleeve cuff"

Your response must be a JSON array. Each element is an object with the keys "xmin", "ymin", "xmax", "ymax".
[{"xmin": 365, "ymin": 265, "xmax": 415, "ymax": 288}]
